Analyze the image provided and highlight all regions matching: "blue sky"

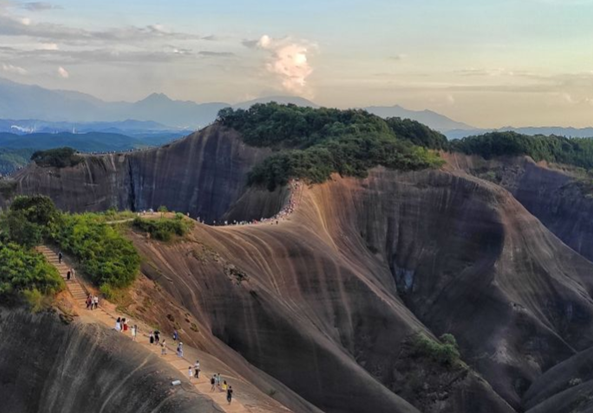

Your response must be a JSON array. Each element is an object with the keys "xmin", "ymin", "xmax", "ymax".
[{"xmin": 1, "ymin": 0, "xmax": 593, "ymax": 127}]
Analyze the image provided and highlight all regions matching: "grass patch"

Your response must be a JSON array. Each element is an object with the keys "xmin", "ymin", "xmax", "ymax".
[{"xmin": 132, "ymin": 214, "xmax": 193, "ymax": 241}]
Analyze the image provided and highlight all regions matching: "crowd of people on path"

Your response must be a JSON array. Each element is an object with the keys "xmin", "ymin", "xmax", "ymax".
[
  {"xmin": 210, "ymin": 373, "xmax": 233, "ymax": 404},
  {"xmin": 55, "ymin": 244, "xmax": 237, "ymax": 407},
  {"xmin": 195, "ymin": 178, "xmax": 302, "ymax": 227}
]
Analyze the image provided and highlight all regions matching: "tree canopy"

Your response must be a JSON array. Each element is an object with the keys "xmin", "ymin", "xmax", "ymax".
[{"xmin": 218, "ymin": 103, "xmax": 445, "ymax": 190}]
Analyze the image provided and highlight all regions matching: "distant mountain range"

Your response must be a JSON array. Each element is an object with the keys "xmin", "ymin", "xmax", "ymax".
[{"xmin": 1, "ymin": 77, "xmax": 592, "ymax": 139}]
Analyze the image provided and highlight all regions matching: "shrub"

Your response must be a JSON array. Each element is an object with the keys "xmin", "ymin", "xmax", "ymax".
[
  {"xmin": 132, "ymin": 216, "xmax": 193, "ymax": 241},
  {"xmin": 31, "ymin": 147, "xmax": 82, "ymax": 168},
  {"xmin": 412, "ymin": 332, "xmax": 461, "ymax": 367},
  {"xmin": 0, "ymin": 210, "xmax": 43, "ymax": 248},
  {"xmin": 0, "ymin": 242, "xmax": 64, "ymax": 298},
  {"xmin": 54, "ymin": 213, "xmax": 140, "ymax": 288}
]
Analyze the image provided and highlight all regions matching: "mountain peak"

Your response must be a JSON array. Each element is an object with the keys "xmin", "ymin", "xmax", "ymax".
[{"xmin": 139, "ymin": 92, "xmax": 172, "ymax": 103}]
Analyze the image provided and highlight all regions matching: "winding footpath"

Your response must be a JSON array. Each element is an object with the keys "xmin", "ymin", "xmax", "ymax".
[{"xmin": 38, "ymin": 245, "xmax": 251, "ymax": 413}]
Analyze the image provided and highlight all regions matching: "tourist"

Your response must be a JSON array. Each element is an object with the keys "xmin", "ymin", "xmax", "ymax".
[
  {"xmin": 122, "ymin": 318, "xmax": 128, "ymax": 333},
  {"xmin": 160, "ymin": 339, "xmax": 167, "ymax": 355},
  {"xmin": 222, "ymin": 380, "xmax": 228, "ymax": 392},
  {"xmin": 210, "ymin": 376, "xmax": 216, "ymax": 392},
  {"xmin": 154, "ymin": 330, "xmax": 160, "ymax": 344},
  {"xmin": 188, "ymin": 366, "xmax": 193, "ymax": 381},
  {"xmin": 194, "ymin": 360, "xmax": 200, "ymax": 378},
  {"xmin": 93, "ymin": 295, "xmax": 99, "ymax": 310},
  {"xmin": 149, "ymin": 332, "xmax": 154, "ymax": 344},
  {"xmin": 71, "ymin": 268, "xmax": 75, "ymax": 279},
  {"xmin": 86, "ymin": 294, "xmax": 92, "ymax": 310},
  {"xmin": 115, "ymin": 317, "xmax": 121, "ymax": 332},
  {"xmin": 227, "ymin": 386, "xmax": 233, "ymax": 405},
  {"xmin": 131, "ymin": 324, "xmax": 138, "ymax": 341},
  {"xmin": 58, "ymin": 251, "xmax": 63, "ymax": 264},
  {"xmin": 216, "ymin": 374, "xmax": 221, "ymax": 391},
  {"xmin": 66, "ymin": 270, "xmax": 71, "ymax": 281},
  {"xmin": 173, "ymin": 330, "xmax": 178, "ymax": 341},
  {"xmin": 177, "ymin": 342, "xmax": 184, "ymax": 358}
]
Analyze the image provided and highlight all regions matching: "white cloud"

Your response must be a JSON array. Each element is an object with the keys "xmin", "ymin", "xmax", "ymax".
[
  {"xmin": 248, "ymin": 35, "xmax": 316, "ymax": 97},
  {"xmin": 57, "ymin": 65, "xmax": 68, "ymax": 78},
  {"xmin": 2, "ymin": 63, "xmax": 27, "ymax": 74},
  {"xmin": 38, "ymin": 42, "xmax": 58, "ymax": 50}
]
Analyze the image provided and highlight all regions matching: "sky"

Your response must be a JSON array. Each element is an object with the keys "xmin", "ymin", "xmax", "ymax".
[{"xmin": 0, "ymin": 0, "xmax": 593, "ymax": 128}]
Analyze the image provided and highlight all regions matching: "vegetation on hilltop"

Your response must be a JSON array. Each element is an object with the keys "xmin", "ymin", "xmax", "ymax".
[
  {"xmin": 218, "ymin": 103, "xmax": 445, "ymax": 190},
  {"xmin": 31, "ymin": 147, "xmax": 83, "ymax": 168},
  {"xmin": 451, "ymin": 131, "xmax": 593, "ymax": 170}
]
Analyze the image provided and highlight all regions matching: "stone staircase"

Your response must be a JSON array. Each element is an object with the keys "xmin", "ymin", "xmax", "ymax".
[{"xmin": 37, "ymin": 245, "xmax": 253, "ymax": 413}]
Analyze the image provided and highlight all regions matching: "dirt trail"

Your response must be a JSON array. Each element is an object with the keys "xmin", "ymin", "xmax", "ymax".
[{"xmin": 38, "ymin": 244, "xmax": 265, "ymax": 413}]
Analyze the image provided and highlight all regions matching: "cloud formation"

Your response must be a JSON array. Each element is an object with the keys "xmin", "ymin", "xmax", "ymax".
[
  {"xmin": 19, "ymin": 2, "xmax": 62, "ymax": 12},
  {"xmin": 246, "ymin": 35, "xmax": 315, "ymax": 96},
  {"xmin": 2, "ymin": 63, "xmax": 26, "ymax": 74},
  {"xmin": 57, "ymin": 65, "xmax": 68, "ymax": 78}
]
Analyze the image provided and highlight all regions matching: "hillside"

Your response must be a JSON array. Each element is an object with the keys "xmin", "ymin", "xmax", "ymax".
[{"xmin": 4, "ymin": 105, "xmax": 593, "ymax": 412}]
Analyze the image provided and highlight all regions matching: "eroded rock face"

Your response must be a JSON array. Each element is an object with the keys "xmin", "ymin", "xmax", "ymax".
[
  {"xmin": 6, "ymin": 125, "xmax": 270, "ymax": 222},
  {"xmin": 0, "ymin": 308, "xmax": 222, "ymax": 413},
  {"xmin": 446, "ymin": 153, "xmax": 593, "ymax": 263}
]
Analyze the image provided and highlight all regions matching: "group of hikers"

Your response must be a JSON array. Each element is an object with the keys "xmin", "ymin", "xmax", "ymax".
[
  {"xmin": 56, "ymin": 244, "xmax": 236, "ymax": 406},
  {"xmin": 85, "ymin": 294, "xmax": 99, "ymax": 310},
  {"xmin": 210, "ymin": 373, "xmax": 233, "ymax": 405}
]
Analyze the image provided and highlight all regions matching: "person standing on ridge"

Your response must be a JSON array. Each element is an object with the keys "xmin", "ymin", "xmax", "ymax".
[
  {"xmin": 194, "ymin": 360, "xmax": 200, "ymax": 379},
  {"xmin": 210, "ymin": 376, "xmax": 216, "ymax": 392},
  {"xmin": 227, "ymin": 386, "xmax": 233, "ymax": 405}
]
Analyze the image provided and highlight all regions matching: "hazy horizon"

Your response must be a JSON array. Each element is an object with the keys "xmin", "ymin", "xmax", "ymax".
[{"xmin": 1, "ymin": 0, "xmax": 593, "ymax": 128}]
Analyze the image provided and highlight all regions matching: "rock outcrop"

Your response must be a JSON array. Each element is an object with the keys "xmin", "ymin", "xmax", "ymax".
[
  {"xmin": 0, "ymin": 308, "xmax": 222, "ymax": 413},
  {"xmin": 7, "ymin": 125, "xmax": 270, "ymax": 222}
]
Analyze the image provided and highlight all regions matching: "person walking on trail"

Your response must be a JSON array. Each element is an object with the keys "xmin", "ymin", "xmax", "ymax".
[
  {"xmin": 58, "ymin": 251, "xmax": 63, "ymax": 264},
  {"xmin": 222, "ymin": 380, "xmax": 228, "ymax": 392},
  {"xmin": 70, "ymin": 268, "xmax": 75, "ymax": 279},
  {"xmin": 122, "ymin": 319, "xmax": 128, "ymax": 333},
  {"xmin": 173, "ymin": 330, "xmax": 178, "ymax": 341},
  {"xmin": 188, "ymin": 366, "xmax": 193, "ymax": 381},
  {"xmin": 86, "ymin": 295, "xmax": 92, "ymax": 310},
  {"xmin": 93, "ymin": 295, "xmax": 99, "ymax": 310},
  {"xmin": 216, "ymin": 374, "xmax": 221, "ymax": 391},
  {"xmin": 115, "ymin": 317, "xmax": 121, "ymax": 332},
  {"xmin": 160, "ymin": 339, "xmax": 167, "ymax": 355},
  {"xmin": 149, "ymin": 332, "xmax": 154, "ymax": 344},
  {"xmin": 154, "ymin": 330, "xmax": 160, "ymax": 345},
  {"xmin": 194, "ymin": 360, "xmax": 200, "ymax": 379},
  {"xmin": 66, "ymin": 270, "xmax": 71, "ymax": 281},
  {"xmin": 131, "ymin": 325, "xmax": 138, "ymax": 341},
  {"xmin": 210, "ymin": 376, "xmax": 216, "ymax": 392},
  {"xmin": 177, "ymin": 342, "xmax": 184, "ymax": 358},
  {"xmin": 227, "ymin": 386, "xmax": 233, "ymax": 405}
]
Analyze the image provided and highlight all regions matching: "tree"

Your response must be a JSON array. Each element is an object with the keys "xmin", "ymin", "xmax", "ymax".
[{"xmin": 158, "ymin": 205, "xmax": 168, "ymax": 218}]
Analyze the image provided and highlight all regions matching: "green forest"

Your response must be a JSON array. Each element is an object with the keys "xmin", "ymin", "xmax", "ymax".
[
  {"xmin": 451, "ymin": 131, "xmax": 593, "ymax": 170},
  {"xmin": 218, "ymin": 103, "xmax": 445, "ymax": 190}
]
